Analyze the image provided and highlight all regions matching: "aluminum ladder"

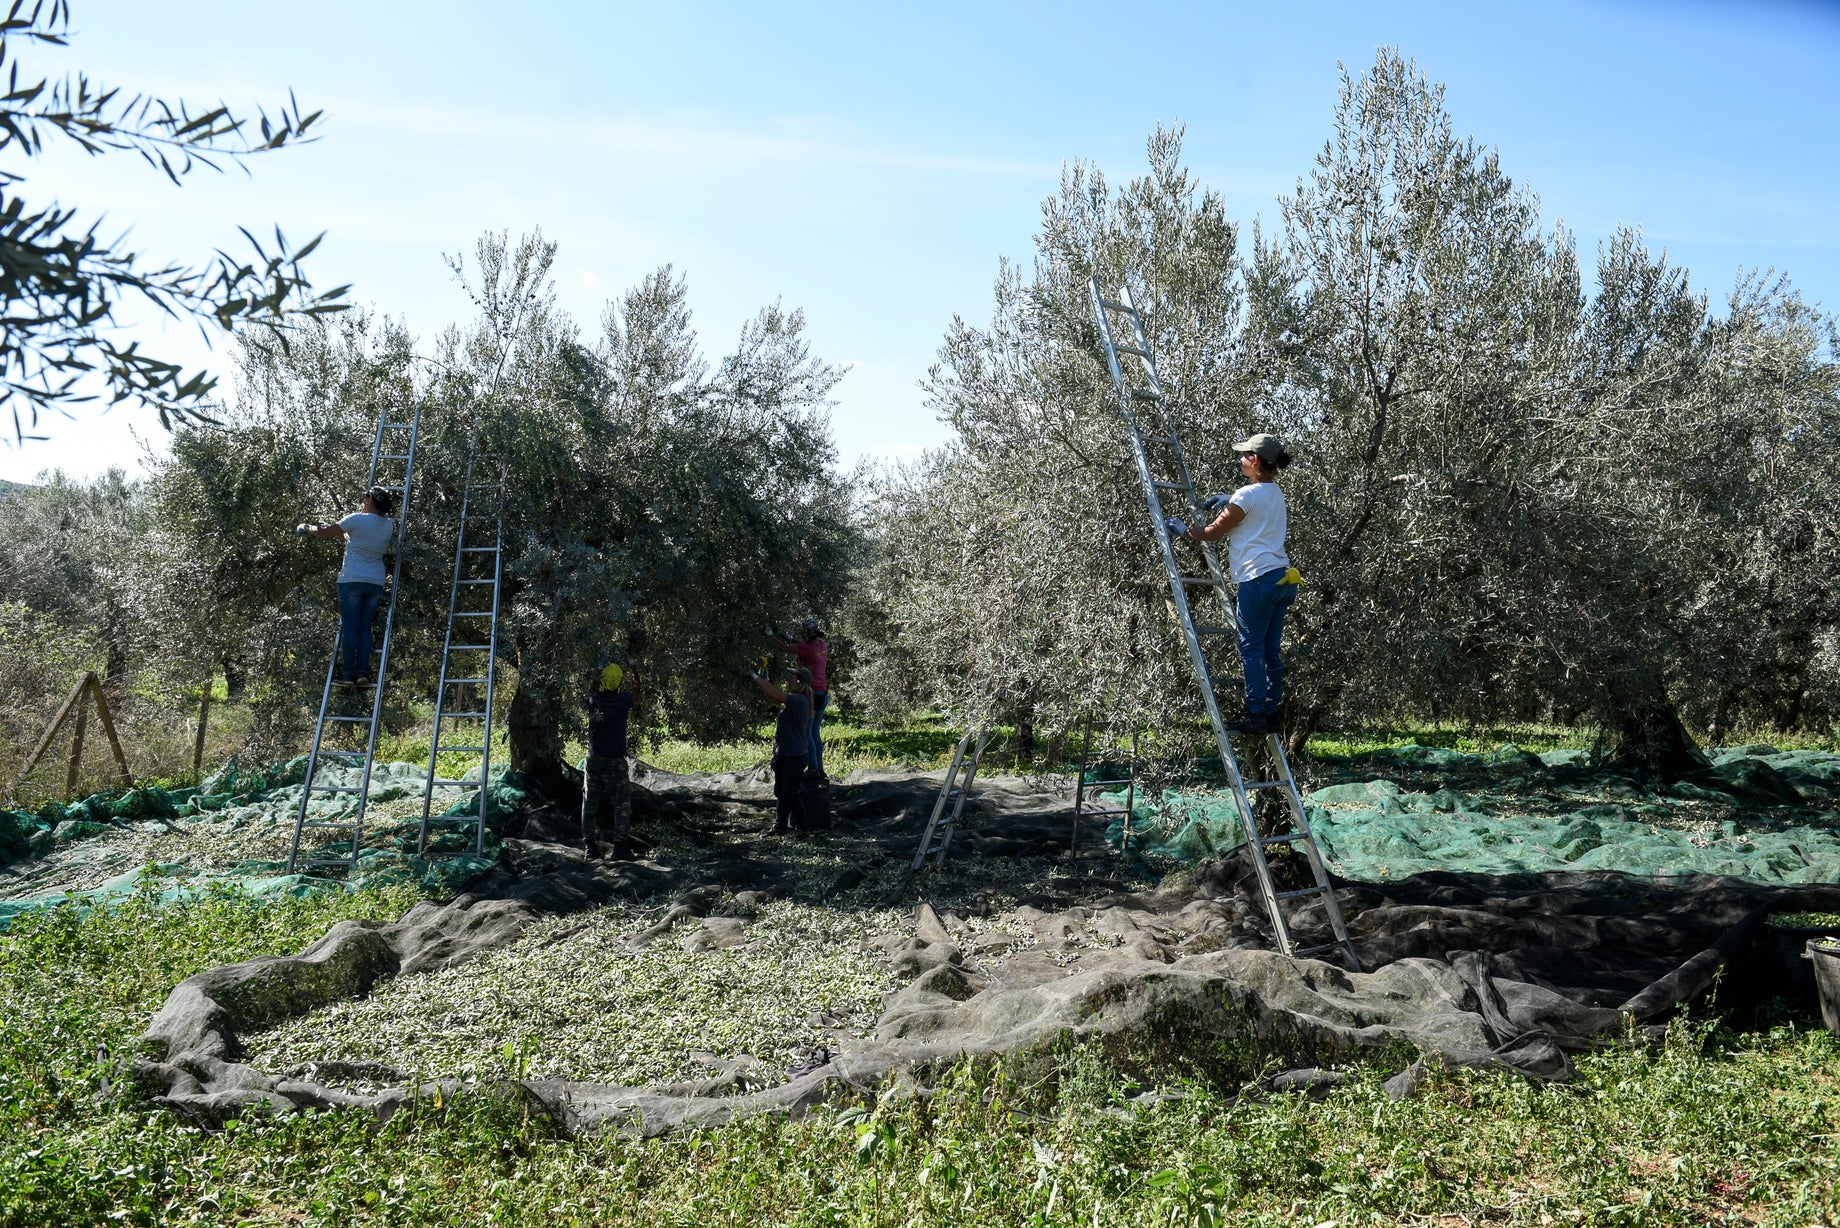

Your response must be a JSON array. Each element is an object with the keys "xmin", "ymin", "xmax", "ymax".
[
  {"xmin": 1070, "ymin": 713, "xmax": 1137, "ymax": 858},
  {"xmin": 287, "ymin": 404, "xmax": 424, "ymax": 874},
  {"xmin": 1088, "ymin": 277, "xmax": 1360, "ymax": 970},
  {"xmin": 416, "ymin": 446, "xmax": 506, "ymax": 857},
  {"xmin": 911, "ymin": 726, "xmax": 992, "ymax": 871}
]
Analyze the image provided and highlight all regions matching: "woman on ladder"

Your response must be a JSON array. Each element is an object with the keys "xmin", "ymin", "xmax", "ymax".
[
  {"xmin": 299, "ymin": 486, "xmax": 397, "ymax": 687},
  {"xmin": 1166, "ymin": 433, "xmax": 1300, "ymax": 735}
]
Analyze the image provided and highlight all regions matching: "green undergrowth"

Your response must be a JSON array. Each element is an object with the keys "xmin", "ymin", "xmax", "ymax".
[{"xmin": 5, "ymin": 884, "xmax": 1840, "ymax": 1225}]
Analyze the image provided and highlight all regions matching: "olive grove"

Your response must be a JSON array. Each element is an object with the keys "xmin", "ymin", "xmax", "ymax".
[
  {"xmin": 5, "ymin": 231, "xmax": 857, "ymax": 797},
  {"xmin": 847, "ymin": 50, "xmax": 1840, "ymax": 775}
]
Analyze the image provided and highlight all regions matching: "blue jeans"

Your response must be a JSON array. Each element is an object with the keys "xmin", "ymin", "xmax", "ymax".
[
  {"xmin": 1235, "ymin": 568, "xmax": 1298, "ymax": 715},
  {"xmin": 808, "ymin": 690, "xmax": 828, "ymax": 776},
  {"xmin": 337, "ymin": 582, "xmax": 385, "ymax": 681}
]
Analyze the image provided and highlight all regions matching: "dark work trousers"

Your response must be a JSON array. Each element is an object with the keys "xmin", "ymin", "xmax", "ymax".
[
  {"xmin": 336, "ymin": 581, "xmax": 384, "ymax": 681},
  {"xmin": 772, "ymin": 753, "xmax": 810, "ymax": 832},
  {"xmin": 582, "ymin": 753, "xmax": 631, "ymax": 844}
]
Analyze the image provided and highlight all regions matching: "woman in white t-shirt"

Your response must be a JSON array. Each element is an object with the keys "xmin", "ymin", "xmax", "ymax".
[
  {"xmin": 299, "ymin": 486, "xmax": 397, "ymax": 687},
  {"xmin": 1167, "ymin": 433, "xmax": 1299, "ymax": 735}
]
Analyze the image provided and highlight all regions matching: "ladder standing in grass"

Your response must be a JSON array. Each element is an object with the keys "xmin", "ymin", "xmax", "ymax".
[{"xmin": 1089, "ymin": 277, "xmax": 1359, "ymax": 970}]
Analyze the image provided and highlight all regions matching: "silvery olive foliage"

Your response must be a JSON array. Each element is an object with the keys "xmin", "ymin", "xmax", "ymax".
[
  {"xmin": 433, "ymin": 232, "xmax": 855, "ymax": 788},
  {"xmin": 852, "ymin": 50, "xmax": 1840, "ymax": 771},
  {"xmin": 140, "ymin": 231, "xmax": 855, "ymax": 788}
]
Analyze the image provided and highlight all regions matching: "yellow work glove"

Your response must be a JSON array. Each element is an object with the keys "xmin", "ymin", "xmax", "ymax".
[{"xmin": 1279, "ymin": 567, "xmax": 1302, "ymax": 586}]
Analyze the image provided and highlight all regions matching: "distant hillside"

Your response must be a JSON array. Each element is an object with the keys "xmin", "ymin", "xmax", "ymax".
[{"xmin": 0, "ymin": 479, "xmax": 22, "ymax": 499}]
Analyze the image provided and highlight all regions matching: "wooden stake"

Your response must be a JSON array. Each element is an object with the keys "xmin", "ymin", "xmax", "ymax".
[
  {"xmin": 8, "ymin": 675, "xmax": 89, "ymax": 801},
  {"xmin": 65, "ymin": 693, "xmax": 89, "ymax": 797},
  {"xmin": 6, "ymin": 671, "xmax": 133, "ymax": 803},
  {"xmin": 85, "ymin": 674, "xmax": 133, "ymax": 788},
  {"xmin": 193, "ymin": 679, "xmax": 212, "ymax": 779}
]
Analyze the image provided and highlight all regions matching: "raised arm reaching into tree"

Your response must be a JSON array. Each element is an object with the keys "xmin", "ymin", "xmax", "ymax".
[
  {"xmin": 764, "ymin": 618, "xmax": 829, "ymax": 777},
  {"xmin": 297, "ymin": 485, "xmax": 394, "ymax": 688},
  {"xmin": 748, "ymin": 664, "xmax": 813, "ymax": 836},
  {"xmin": 1168, "ymin": 434, "xmax": 1302, "ymax": 735}
]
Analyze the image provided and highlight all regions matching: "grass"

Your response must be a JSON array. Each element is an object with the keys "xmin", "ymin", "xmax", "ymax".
[{"xmin": 2, "ymin": 879, "xmax": 1838, "ymax": 1225}]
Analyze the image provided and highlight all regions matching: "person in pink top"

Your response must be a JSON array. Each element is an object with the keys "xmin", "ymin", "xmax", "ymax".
[{"xmin": 765, "ymin": 618, "xmax": 829, "ymax": 776}]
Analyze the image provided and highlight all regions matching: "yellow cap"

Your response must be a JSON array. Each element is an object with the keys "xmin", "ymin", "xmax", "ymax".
[{"xmin": 600, "ymin": 664, "xmax": 624, "ymax": 691}]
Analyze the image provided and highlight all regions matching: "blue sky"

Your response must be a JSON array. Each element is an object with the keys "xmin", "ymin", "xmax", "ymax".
[{"xmin": 4, "ymin": 0, "xmax": 1837, "ymax": 482}]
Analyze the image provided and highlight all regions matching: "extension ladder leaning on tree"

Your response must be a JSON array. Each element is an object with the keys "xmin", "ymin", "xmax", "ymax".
[
  {"xmin": 1088, "ymin": 276, "xmax": 1360, "ymax": 971},
  {"xmin": 286, "ymin": 406, "xmax": 425, "ymax": 875}
]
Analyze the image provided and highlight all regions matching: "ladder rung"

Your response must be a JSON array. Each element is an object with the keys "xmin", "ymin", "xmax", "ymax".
[
  {"xmin": 379, "ymin": 453, "xmax": 411, "ymax": 460},
  {"xmin": 1084, "ymin": 777, "xmax": 1133, "ymax": 787},
  {"xmin": 1179, "ymin": 575, "xmax": 1224, "ymax": 585},
  {"xmin": 444, "ymin": 677, "xmax": 487, "ymax": 685},
  {"xmin": 308, "ymin": 785, "xmax": 365, "ymax": 793},
  {"xmin": 1115, "ymin": 343, "xmax": 1149, "ymax": 358},
  {"xmin": 1100, "ymin": 298, "xmax": 1130, "ymax": 312},
  {"xmin": 324, "ymin": 715, "xmax": 373, "ymax": 723},
  {"xmin": 1245, "ymin": 781, "xmax": 1286, "ymax": 790},
  {"xmin": 1294, "ymin": 942, "xmax": 1347, "ymax": 959},
  {"xmin": 458, "ymin": 580, "xmax": 496, "ymax": 585},
  {"xmin": 455, "ymin": 611, "xmax": 495, "ymax": 617},
  {"xmin": 1076, "ymin": 807, "xmax": 1130, "ymax": 818},
  {"xmin": 429, "ymin": 778, "xmax": 482, "ymax": 787},
  {"xmin": 438, "ymin": 711, "xmax": 488, "ymax": 719},
  {"xmin": 1259, "ymin": 832, "xmax": 1307, "ymax": 846},
  {"xmin": 461, "ymin": 547, "xmax": 498, "ymax": 553},
  {"xmin": 1276, "ymin": 886, "xmax": 1327, "ymax": 902},
  {"xmin": 373, "ymin": 484, "xmax": 405, "ymax": 491},
  {"xmin": 317, "ymin": 751, "xmax": 366, "ymax": 760},
  {"xmin": 301, "ymin": 822, "xmax": 361, "ymax": 830},
  {"xmin": 382, "ymin": 422, "xmax": 414, "ymax": 429},
  {"xmin": 437, "ymin": 744, "xmax": 487, "ymax": 753},
  {"xmin": 1154, "ymin": 480, "xmax": 1188, "ymax": 491},
  {"xmin": 447, "ymin": 644, "xmax": 492, "ymax": 650},
  {"xmin": 1194, "ymin": 625, "xmax": 1234, "ymax": 635}
]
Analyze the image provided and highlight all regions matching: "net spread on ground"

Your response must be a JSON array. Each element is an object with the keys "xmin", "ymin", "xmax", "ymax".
[{"xmin": 7, "ymin": 745, "xmax": 1840, "ymax": 1135}]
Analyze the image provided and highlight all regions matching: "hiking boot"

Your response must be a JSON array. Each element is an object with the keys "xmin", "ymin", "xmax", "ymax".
[{"xmin": 1221, "ymin": 709, "xmax": 1270, "ymax": 736}]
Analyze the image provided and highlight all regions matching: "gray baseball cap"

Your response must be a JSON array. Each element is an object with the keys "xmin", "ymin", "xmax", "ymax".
[{"xmin": 1232, "ymin": 433, "xmax": 1287, "ymax": 463}]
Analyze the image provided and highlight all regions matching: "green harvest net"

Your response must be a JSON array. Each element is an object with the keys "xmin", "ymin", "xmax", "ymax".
[
  {"xmin": 0, "ymin": 758, "xmax": 537, "ymax": 930},
  {"xmin": 1105, "ymin": 743, "xmax": 1840, "ymax": 885}
]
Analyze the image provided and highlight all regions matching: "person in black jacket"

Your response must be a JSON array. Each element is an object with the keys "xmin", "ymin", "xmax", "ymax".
[{"xmin": 583, "ymin": 662, "xmax": 638, "ymax": 852}]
